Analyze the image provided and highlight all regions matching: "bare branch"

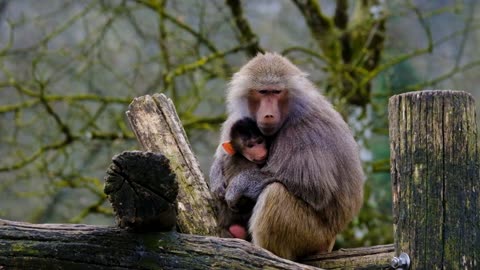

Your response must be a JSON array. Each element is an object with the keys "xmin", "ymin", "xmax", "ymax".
[
  {"xmin": 281, "ymin": 46, "xmax": 329, "ymax": 63},
  {"xmin": 291, "ymin": 0, "xmax": 333, "ymax": 42},
  {"xmin": 453, "ymin": 0, "xmax": 477, "ymax": 67},
  {"xmin": 135, "ymin": 0, "xmax": 218, "ymax": 53},
  {"xmin": 405, "ymin": 59, "xmax": 480, "ymax": 91},
  {"xmin": 164, "ymin": 43, "xmax": 256, "ymax": 84},
  {"xmin": 225, "ymin": 0, "xmax": 262, "ymax": 57}
]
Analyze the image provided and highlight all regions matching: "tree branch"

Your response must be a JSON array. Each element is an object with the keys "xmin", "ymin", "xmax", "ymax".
[
  {"xmin": 135, "ymin": 0, "xmax": 218, "ymax": 53},
  {"xmin": 225, "ymin": 0, "xmax": 262, "ymax": 57},
  {"xmin": 164, "ymin": 43, "xmax": 256, "ymax": 84},
  {"xmin": 291, "ymin": 0, "xmax": 333, "ymax": 42}
]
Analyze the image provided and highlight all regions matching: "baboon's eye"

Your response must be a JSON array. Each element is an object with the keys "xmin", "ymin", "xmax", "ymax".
[{"xmin": 258, "ymin": 90, "xmax": 268, "ymax": 95}]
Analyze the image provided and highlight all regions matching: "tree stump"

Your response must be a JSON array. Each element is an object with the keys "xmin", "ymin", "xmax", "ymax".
[
  {"xmin": 389, "ymin": 90, "xmax": 480, "ymax": 269},
  {"xmin": 104, "ymin": 151, "xmax": 177, "ymax": 231}
]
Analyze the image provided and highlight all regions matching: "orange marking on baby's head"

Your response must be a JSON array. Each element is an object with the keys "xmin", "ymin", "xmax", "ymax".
[{"xmin": 222, "ymin": 141, "xmax": 236, "ymax": 155}]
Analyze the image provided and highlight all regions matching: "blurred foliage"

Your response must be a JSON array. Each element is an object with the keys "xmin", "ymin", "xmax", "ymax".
[{"xmin": 1, "ymin": 0, "xmax": 480, "ymax": 247}]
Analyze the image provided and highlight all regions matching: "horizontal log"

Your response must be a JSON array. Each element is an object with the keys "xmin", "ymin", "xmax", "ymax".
[
  {"xmin": 0, "ymin": 219, "xmax": 393, "ymax": 270},
  {"xmin": 302, "ymin": 244, "xmax": 394, "ymax": 269},
  {"xmin": 0, "ymin": 219, "xmax": 318, "ymax": 270}
]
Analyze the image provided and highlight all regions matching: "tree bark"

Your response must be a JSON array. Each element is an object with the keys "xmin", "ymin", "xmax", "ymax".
[
  {"xmin": 389, "ymin": 90, "xmax": 480, "ymax": 269},
  {"xmin": 0, "ymin": 219, "xmax": 318, "ymax": 270},
  {"xmin": 0, "ymin": 219, "xmax": 396, "ymax": 270},
  {"xmin": 302, "ymin": 244, "xmax": 394, "ymax": 269},
  {"xmin": 126, "ymin": 94, "xmax": 217, "ymax": 236}
]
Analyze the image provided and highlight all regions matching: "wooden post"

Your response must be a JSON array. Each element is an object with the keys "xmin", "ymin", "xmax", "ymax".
[
  {"xmin": 126, "ymin": 94, "xmax": 217, "ymax": 236},
  {"xmin": 389, "ymin": 90, "xmax": 480, "ymax": 269}
]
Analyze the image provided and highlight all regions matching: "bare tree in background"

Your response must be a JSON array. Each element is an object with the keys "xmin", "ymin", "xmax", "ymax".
[{"xmin": 0, "ymin": 0, "xmax": 478, "ymax": 247}]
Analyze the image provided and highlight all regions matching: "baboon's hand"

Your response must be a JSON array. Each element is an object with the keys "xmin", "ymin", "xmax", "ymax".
[{"xmin": 225, "ymin": 171, "xmax": 274, "ymax": 210}]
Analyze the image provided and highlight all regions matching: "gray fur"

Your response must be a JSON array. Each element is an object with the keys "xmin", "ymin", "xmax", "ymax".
[
  {"xmin": 209, "ymin": 156, "xmax": 227, "ymax": 199},
  {"xmin": 209, "ymin": 52, "xmax": 364, "ymax": 250},
  {"xmin": 224, "ymin": 167, "xmax": 274, "ymax": 209},
  {"xmin": 211, "ymin": 52, "xmax": 363, "ymax": 211},
  {"xmin": 264, "ymin": 97, "xmax": 364, "ymax": 214},
  {"xmin": 209, "ymin": 149, "xmax": 273, "ymax": 239},
  {"xmin": 210, "ymin": 153, "xmax": 273, "ymax": 207}
]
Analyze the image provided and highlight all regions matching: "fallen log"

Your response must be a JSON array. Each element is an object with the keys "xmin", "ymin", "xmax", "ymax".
[
  {"xmin": 0, "ymin": 219, "xmax": 394, "ymax": 270},
  {"xmin": 0, "ymin": 219, "xmax": 317, "ymax": 269}
]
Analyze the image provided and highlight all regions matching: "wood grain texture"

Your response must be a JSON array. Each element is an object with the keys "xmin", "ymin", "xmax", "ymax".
[
  {"xmin": 126, "ymin": 94, "xmax": 217, "ymax": 236},
  {"xmin": 104, "ymin": 151, "xmax": 177, "ymax": 231},
  {"xmin": 0, "ymin": 219, "xmax": 320, "ymax": 270},
  {"xmin": 389, "ymin": 90, "xmax": 479, "ymax": 269},
  {"xmin": 301, "ymin": 244, "xmax": 394, "ymax": 269},
  {"xmin": 0, "ymin": 219, "xmax": 398, "ymax": 270}
]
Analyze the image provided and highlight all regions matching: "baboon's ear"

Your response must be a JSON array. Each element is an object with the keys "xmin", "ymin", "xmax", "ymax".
[{"xmin": 222, "ymin": 141, "xmax": 236, "ymax": 155}]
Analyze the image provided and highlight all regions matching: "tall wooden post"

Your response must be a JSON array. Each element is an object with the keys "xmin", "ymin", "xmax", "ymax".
[{"xmin": 389, "ymin": 90, "xmax": 479, "ymax": 269}]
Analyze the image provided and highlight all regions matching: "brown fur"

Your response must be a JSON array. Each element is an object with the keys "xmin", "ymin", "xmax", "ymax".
[
  {"xmin": 250, "ymin": 183, "xmax": 336, "ymax": 260},
  {"xmin": 210, "ymin": 52, "xmax": 364, "ymax": 261}
]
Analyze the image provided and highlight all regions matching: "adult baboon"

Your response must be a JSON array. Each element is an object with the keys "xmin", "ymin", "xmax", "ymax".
[{"xmin": 210, "ymin": 52, "xmax": 364, "ymax": 260}]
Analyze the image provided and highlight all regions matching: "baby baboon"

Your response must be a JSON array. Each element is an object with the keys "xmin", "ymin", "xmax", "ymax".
[{"xmin": 215, "ymin": 117, "xmax": 270, "ymax": 240}]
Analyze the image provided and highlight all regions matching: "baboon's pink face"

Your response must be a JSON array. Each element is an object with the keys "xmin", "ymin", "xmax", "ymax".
[{"xmin": 247, "ymin": 88, "xmax": 289, "ymax": 136}]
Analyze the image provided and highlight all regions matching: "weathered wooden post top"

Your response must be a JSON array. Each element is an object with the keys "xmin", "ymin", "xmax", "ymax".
[{"xmin": 389, "ymin": 90, "xmax": 479, "ymax": 269}]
